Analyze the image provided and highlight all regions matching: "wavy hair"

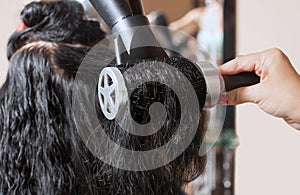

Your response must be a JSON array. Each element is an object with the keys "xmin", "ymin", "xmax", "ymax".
[{"xmin": 0, "ymin": 1, "xmax": 206, "ymax": 194}]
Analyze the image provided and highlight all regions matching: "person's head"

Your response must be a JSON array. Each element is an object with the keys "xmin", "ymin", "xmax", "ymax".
[
  {"xmin": 7, "ymin": 0, "xmax": 105, "ymax": 60},
  {"xmin": 0, "ymin": 1, "xmax": 206, "ymax": 194}
]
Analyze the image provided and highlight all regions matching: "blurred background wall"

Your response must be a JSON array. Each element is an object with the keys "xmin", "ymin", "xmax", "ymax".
[
  {"xmin": 143, "ymin": 0, "xmax": 192, "ymax": 21},
  {"xmin": 235, "ymin": 0, "xmax": 300, "ymax": 194},
  {"xmin": 0, "ymin": 1, "xmax": 300, "ymax": 194},
  {"xmin": 0, "ymin": 1, "xmax": 29, "ymax": 84}
]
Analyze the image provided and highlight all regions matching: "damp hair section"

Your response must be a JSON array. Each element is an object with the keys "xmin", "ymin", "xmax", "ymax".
[{"xmin": 0, "ymin": 1, "xmax": 207, "ymax": 194}]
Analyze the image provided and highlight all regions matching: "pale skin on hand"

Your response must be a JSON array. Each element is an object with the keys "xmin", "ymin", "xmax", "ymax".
[{"xmin": 219, "ymin": 48, "xmax": 300, "ymax": 130}]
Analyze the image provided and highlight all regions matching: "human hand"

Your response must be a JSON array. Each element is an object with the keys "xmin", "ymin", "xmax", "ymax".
[{"xmin": 219, "ymin": 48, "xmax": 300, "ymax": 130}]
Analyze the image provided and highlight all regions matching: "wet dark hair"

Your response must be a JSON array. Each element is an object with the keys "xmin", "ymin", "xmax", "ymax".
[{"xmin": 0, "ymin": 1, "xmax": 206, "ymax": 194}]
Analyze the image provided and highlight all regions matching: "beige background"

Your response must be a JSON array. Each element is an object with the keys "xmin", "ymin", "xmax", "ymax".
[
  {"xmin": 143, "ymin": 0, "xmax": 192, "ymax": 21},
  {"xmin": 1, "ymin": 1, "xmax": 300, "ymax": 195},
  {"xmin": 236, "ymin": 0, "xmax": 300, "ymax": 194},
  {"xmin": 0, "ymin": 1, "xmax": 27, "ymax": 84}
]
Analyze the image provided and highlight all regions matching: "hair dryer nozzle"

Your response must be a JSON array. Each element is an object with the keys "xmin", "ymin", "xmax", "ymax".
[
  {"xmin": 89, "ymin": 0, "xmax": 132, "ymax": 29},
  {"xmin": 89, "ymin": 0, "xmax": 168, "ymax": 63}
]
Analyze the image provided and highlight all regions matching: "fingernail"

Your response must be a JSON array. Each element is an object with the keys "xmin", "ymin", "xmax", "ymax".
[{"xmin": 218, "ymin": 94, "xmax": 229, "ymax": 105}]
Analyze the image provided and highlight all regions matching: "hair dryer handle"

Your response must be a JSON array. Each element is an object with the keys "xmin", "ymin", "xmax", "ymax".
[{"xmin": 223, "ymin": 72, "xmax": 260, "ymax": 92}]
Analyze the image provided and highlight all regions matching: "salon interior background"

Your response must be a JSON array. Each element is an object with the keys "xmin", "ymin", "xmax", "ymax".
[{"xmin": 1, "ymin": 0, "xmax": 300, "ymax": 195}]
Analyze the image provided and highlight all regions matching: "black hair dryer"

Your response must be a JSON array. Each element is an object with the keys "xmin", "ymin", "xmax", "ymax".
[
  {"xmin": 88, "ymin": 0, "xmax": 260, "ymax": 121},
  {"xmin": 89, "ymin": 0, "xmax": 168, "ymax": 64}
]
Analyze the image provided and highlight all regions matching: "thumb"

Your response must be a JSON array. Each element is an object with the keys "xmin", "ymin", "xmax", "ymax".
[{"xmin": 224, "ymin": 84, "xmax": 260, "ymax": 105}]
